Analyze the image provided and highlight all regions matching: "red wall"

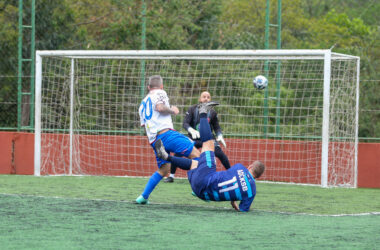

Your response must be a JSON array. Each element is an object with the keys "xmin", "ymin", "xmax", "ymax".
[
  {"xmin": 0, "ymin": 132, "xmax": 378, "ymax": 188},
  {"xmin": 0, "ymin": 132, "xmax": 34, "ymax": 175},
  {"xmin": 0, "ymin": 132, "xmax": 13, "ymax": 174},
  {"xmin": 357, "ymin": 143, "xmax": 380, "ymax": 188}
]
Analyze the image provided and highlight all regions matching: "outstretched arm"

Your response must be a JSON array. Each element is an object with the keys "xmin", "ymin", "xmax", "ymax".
[{"xmin": 238, "ymin": 197, "xmax": 254, "ymax": 212}]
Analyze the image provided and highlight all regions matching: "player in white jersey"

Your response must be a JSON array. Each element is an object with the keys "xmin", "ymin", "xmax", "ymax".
[
  {"xmin": 139, "ymin": 88, "xmax": 174, "ymax": 143},
  {"xmin": 136, "ymin": 75, "xmax": 201, "ymax": 204}
]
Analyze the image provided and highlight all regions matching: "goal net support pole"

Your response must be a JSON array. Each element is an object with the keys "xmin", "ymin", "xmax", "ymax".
[{"xmin": 321, "ymin": 50, "xmax": 331, "ymax": 188}]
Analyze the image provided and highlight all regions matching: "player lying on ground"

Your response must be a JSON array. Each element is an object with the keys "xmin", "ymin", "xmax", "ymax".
[{"xmin": 155, "ymin": 101, "xmax": 265, "ymax": 212}]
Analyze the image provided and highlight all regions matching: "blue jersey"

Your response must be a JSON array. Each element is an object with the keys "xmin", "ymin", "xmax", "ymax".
[{"xmin": 188, "ymin": 152, "xmax": 257, "ymax": 212}]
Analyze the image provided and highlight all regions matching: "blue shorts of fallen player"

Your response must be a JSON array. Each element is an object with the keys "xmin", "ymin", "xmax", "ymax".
[{"xmin": 187, "ymin": 151, "xmax": 216, "ymax": 197}]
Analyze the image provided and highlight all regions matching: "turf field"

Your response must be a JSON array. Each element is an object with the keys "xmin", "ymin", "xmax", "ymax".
[{"xmin": 0, "ymin": 175, "xmax": 379, "ymax": 249}]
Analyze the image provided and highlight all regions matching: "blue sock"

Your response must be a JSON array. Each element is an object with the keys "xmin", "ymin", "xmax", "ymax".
[
  {"xmin": 142, "ymin": 171, "xmax": 163, "ymax": 199},
  {"xmin": 167, "ymin": 156, "xmax": 192, "ymax": 170},
  {"xmin": 200, "ymin": 113, "xmax": 212, "ymax": 142}
]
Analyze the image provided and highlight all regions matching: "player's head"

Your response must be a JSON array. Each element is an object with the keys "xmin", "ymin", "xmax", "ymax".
[
  {"xmin": 148, "ymin": 75, "xmax": 163, "ymax": 90},
  {"xmin": 199, "ymin": 91, "xmax": 211, "ymax": 103},
  {"xmin": 248, "ymin": 160, "xmax": 265, "ymax": 179}
]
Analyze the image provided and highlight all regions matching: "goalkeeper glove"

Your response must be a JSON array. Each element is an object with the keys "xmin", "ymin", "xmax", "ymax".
[
  {"xmin": 187, "ymin": 127, "xmax": 200, "ymax": 139},
  {"xmin": 216, "ymin": 134, "xmax": 227, "ymax": 148}
]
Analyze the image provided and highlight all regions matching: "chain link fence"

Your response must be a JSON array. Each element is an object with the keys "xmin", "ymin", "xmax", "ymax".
[{"xmin": 0, "ymin": 76, "xmax": 18, "ymax": 129}]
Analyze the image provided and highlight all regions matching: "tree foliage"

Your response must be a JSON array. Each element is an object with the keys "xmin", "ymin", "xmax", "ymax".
[{"xmin": 0, "ymin": 0, "xmax": 379, "ymax": 138}]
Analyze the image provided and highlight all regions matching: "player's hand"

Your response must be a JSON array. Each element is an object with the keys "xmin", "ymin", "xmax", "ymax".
[
  {"xmin": 170, "ymin": 105, "xmax": 179, "ymax": 115},
  {"xmin": 231, "ymin": 201, "xmax": 239, "ymax": 211},
  {"xmin": 188, "ymin": 127, "xmax": 200, "ymax": 139},
  {"xmin": 216, "ymin": 134, "xmax": 227, "ymax": 148}
]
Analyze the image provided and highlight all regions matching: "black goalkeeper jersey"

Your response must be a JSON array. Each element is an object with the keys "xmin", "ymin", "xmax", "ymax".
[{"xmin": 183, "ymin": 104, "xmax": 222, "ymax": 137}]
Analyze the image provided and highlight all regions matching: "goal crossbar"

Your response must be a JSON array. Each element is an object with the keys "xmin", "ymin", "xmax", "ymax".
[{"xmin": 36, "ymin": 50, "xmax": 358, "ymax": 60}]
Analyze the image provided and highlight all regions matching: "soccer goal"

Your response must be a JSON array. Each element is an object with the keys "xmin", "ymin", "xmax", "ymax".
[{"xmin": 34, "ymin": 50, "xmax": 360, "ymax": 187}]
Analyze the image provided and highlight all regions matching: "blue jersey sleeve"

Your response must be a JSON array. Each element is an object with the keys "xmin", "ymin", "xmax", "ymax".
[{"xmin": 239, "ymin": 195, "xmax": 254, "ymax": 212}]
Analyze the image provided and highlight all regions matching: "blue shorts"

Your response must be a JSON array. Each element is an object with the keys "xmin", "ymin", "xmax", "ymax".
[
  {"xmin": 187, "ymin": 151, "xmax": 216, "ymax": 197},
  {"xmin": 151, "ymin": 129, "xmax": 195, "ymax": 168}
]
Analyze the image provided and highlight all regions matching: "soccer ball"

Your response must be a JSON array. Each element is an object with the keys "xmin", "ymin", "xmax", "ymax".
[{"xmin": 253, "ymin": 75, "xmax": 268, "ymax": 90}]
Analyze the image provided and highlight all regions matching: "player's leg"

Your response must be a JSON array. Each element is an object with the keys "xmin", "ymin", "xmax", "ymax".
[
  {"xmin": 136, "ymin": 129, "xmax": 198, "ymax": 204},
  {"xmin": 136, "ymin": 163, "xmax": 169, "ymax": 204},
  {"xmin": 201, "ymin": 140, "xmax": 214, "ymax": 152},
  {"xmin": 183, "ymin": 139, "xmax": 202, "ymax": 160},
  {"xmin": 187, "ymin": 101, "xmax": 219, "ymax": 200},
  {"xmin": 214, "ymin": 145, "xmax": 231, "ymax": 169},
  {"xmin": 187, "ymin": 147, "xmax": 201, "ymax": 159},
  {"xmin": 198, "ymin": 101, "xmax": 219, "ymax": 152},
  {"xmin": 164, "ymin": 163, "xmax": 177, "ymax": 183},
  {"xmin": 155, "ymin": 139, "xmax": 198, "ymax": 170},
  {"xmin": 136, "ymin": 137, "xmax": 174, "ymax": 204},
  {"xmin": 187, "ymin": 146, "xmax": 217, "ymax": 200}
]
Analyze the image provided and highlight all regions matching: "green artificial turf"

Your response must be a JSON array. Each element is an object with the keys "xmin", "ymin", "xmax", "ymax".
[{"xmin": 0, "ymin": 175, "xmax": 379, "ymax": 249}]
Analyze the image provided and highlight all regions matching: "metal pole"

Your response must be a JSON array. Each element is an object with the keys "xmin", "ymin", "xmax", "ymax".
[
  {"xmin": 321, "ymin": 50, "xmax": 332, "ymax": 188},
  {"xmin": 17, "ymin": 0, "xmax": 23, "ymax": 131},
  {"xmin": 34, "ymin": 53, "xmax": 42, "ymax": 176},
  {"xmin": 69, "ymin": 58, "xmax": 75, "ymax": 175},
  {"xmin": 140, "ymin": 0, "xmax": 146, "ymax": 98},
  {"xmin": 354, "ymin": 58, "xmax": 360, "ymax": 188},
  {"xmin": 277, "ymin": 0, "xmax": 282, "ymax": 50},
  {"xmin": 139, "ymin": 0, "xmax": 146, "ymax": 135},
  {"xmin": 30, "ymin": 0, "xmax": 35, "ymax": 130},
  {"xmin": 265, "ymin": 0, "xmax": 270, "ymax": 50},
  {"xmin": 275, "ymin": 0, "xmax": 282, "ymax": 136},
  {"xmin": 263, "ymin": 0, "xmax": 270, "ymax": 137}
]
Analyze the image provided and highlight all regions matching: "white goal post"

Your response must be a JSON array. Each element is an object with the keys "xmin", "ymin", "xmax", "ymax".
[{"xmin": 34, "ymin": 50, "xmax": 360, "ymax": 187}]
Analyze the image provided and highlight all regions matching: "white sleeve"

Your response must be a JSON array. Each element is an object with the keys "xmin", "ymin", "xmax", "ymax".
[
  {"xmin": 152, "ymin": 90, "xmax": 169, "ymax": 110},
  {"xmin": 138, "ymin": 102, "xmax": 145, "ymax": 126}
]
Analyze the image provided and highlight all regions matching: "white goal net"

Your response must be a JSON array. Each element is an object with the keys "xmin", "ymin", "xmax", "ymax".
[{"xmin": 34, "ymin": 50, "xmax": 359, "ymax": 187}]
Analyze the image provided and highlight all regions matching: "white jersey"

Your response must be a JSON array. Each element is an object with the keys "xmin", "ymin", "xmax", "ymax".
[{"xmin": 139, "ymin": 89, "xmax": 174, "ymax": 143}]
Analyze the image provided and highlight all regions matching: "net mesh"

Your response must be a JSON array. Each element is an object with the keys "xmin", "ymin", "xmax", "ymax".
[{"xmin": 38, "ymin": 53, "xmax": 358, "ymax": 187}]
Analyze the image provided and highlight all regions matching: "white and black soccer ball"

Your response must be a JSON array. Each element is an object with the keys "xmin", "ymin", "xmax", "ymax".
[{"xmin": 253, "ymin": 75, "xmax": 268, "ymax": 90}]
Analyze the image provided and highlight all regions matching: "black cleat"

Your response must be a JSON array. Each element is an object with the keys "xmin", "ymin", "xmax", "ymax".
[
  {"xmin": 198, "ymin": 101, "xmax": 220, "ymax": 114},
  {"xmin": 155, "ymin": 139, "xmax": 169, "ymax": 160},
  {"xmin": 164, "ymin": 177, "xmax": 174, "ymax": 183}
]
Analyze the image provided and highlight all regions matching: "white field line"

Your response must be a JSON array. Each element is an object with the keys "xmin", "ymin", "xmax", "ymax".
[
  {"xmin": 29, "ymin": 176, "xmax": 355, "ymax": 188},
  {"xmin": 1, "ymin": 193, "xmax": 379, "ymax": 217}
]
